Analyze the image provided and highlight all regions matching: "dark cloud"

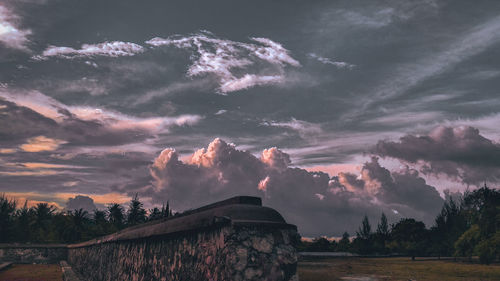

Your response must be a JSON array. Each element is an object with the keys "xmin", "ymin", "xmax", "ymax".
[
  {"xmin": 0, "ymin": 148, "xmax": 154, "ymax": 204},
  {"xmin": 146, "ymin": 139, "xmax": 443, "ymax": 236},
  {"xmin": 0, "ymin": 98, "xmax": 57, "ymax": 143},
  {"xmin": 66, "ymin": 195, "xmax": 97, "ymax": 212},
  {"xmin": 0, "ymin": 90, "xmax": 201, "ymax": 148},
  {"xmin": 374, "ymin": 126, "xmax": 500, "ymax": 185}
]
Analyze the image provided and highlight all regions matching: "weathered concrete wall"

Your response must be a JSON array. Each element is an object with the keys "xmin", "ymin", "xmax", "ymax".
[
  {"xmin": 68, "ymin": 196, "xmax": 299, "ymax": 281},
  {"xmin": 0, "ymin": 244, "xmax": 67, "ymax": 264}
]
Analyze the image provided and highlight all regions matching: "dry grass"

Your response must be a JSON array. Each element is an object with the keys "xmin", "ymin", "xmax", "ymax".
[
  {"xmin": 298, "ymin": 257, "xmax": 500, "ymax": 281},
  {"xmin": 0, "ymin": 264, "xmax": 62, "ymax": 281}
]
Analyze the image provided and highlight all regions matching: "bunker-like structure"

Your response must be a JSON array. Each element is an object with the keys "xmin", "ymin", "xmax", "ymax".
[{"xmin": 67, "ymin": 196, "xmax": 299, "ymax": 281}]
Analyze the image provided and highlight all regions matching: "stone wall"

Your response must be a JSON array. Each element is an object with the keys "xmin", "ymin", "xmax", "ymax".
[
  {"xmin": 67, "ymin": 196, "xmax": 299, "ymax": 281},
  {"xmin": 0, "ymin": 244, "xmax": 67, "ymax": 264}
]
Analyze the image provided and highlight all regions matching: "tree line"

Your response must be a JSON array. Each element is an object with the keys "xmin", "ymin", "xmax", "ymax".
[
  {"xmin": 1, "ymin": 185, "xmax": 499, "ymax": 263},
  {"xmin": 298, "ymin": 184, "xmax": 500, "ymax": 264},
  {"xmin": 0, "ymin": 194, "xmax": 172, "ymax": 244}
]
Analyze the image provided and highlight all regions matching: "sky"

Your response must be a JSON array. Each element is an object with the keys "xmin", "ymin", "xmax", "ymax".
[{"xmin": 1, "ymin": 0, "xmax": 500, "ymax": 236}]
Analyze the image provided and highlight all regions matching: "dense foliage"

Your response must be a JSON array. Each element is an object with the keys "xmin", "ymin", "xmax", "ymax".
[
  {"xmin": 1, "ymin": 185, "xmax": 499, "ymax": 264},
  {"xmin": 298, "ymin": 184, "xmax": 500, "ymax": 264},
  {"xmin": 0, "ymin": 194, "xmax": 172, "ymax": 244}
]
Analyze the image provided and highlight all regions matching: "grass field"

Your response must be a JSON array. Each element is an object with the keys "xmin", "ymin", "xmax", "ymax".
[
  {"xmin": 298, "ymin": 257, "xmax": 500, "ymax": 281},
  {"xmin": 0, "ymin": 264, "xmax": 62, "ymax": 281},
  {"xmin": 1, "ymin": 259, "xmax": 498, "ymax": 281}
]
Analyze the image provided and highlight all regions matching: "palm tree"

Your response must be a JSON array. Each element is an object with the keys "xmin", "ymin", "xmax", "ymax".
[
  {"xmin": 63, "ymin": 208, "xmax": 90, "ymax": 242},
  {"xmin": 0, "ymin": 194, "xmax": 17, "ymax": 242},
  {"xmin": 33, "ymin": 203, "xmax": 56, "ymax": 242},
  {"xmin": 108, "ymin": 203, "xmax": 125, "ymax": 230},
  {"xmin": 92, "ymin": 209, "xmax": 110, "ymax": 237},
  {"xmin": 126, "ymin": 194, "xmax": 146, "ymax": 226},
  {"xmin": 15, "ymin": 200, "xmax": 34, "ymax": 242}
]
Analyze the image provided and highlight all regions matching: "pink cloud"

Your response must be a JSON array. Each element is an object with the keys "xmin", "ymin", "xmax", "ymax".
[{"xmin": 145, "ymin": 138, "xmax": 444, "ymax": 236}]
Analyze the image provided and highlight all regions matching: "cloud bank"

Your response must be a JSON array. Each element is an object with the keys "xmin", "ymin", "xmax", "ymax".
[
  {"xmin": 0, "ymin": 90, "xmax": 201, "ymax": 147},
  {"xmin": 144, "ymin": 138, "xmax": 443, "ymax": 236},
  {"xmin": 374, "ymin": 126, "xmax": 500, "ymax": 185}
]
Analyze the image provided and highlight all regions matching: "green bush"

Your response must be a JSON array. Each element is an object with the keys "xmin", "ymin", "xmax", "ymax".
[
  {"xmin": 454, "ymin": 224, "xmax": 480, "ymax": 259},
  {"xmin": 475, "ymin": 231, "xmax": 500, "ymax": 264}
]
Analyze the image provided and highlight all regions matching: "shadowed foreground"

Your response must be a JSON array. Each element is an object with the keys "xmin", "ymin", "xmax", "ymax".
[
  {"xmin": 298, "ymin": 257, "xmax": 500, "ymax": 281},
  {"xmin": 0, "ymin": 264, "xmax": 62, "ymax": 281}
]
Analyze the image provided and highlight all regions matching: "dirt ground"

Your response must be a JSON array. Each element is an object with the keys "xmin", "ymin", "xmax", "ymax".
[{"xmin": 0, "ymin": 264, "xmax": 62, "ymax": 281}]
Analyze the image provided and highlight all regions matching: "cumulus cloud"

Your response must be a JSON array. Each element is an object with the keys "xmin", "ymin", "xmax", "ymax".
[
  {"xmin": 0, "ymin": 5, "xmax": 31, "ymax": 50},
  {"xmin": 36, "ymin": 41, "xmax": 144, "ymax": 59},
  {"xmin": 65, "ymin": 195, "xmax": 97, "ymax": 213},
  {"xmin": 374, "ymin": 126, "xmax": 500, "ymax": 185},
  {"xmin": 145, "ymin": 31, "xmax": 300, "ymax": 93},
  {"xmin": 145, "ymin": 138, "xmax": 443, "ymax": 236},
  {"xmin": 339, "ymin": 157, "xmax": 443, "ymax": 216},
  {"xmin": 261, "ymin": 147, "xmax": 291, "ymax": 172}
]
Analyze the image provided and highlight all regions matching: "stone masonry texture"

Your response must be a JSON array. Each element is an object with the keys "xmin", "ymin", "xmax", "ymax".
[
  {"xmin": 0, "ymin": 244, "xmax": 68, "ymax": 264},
  {"xmin": 68, "ymin": 225, "xmax": 298, "ymax": 281}
]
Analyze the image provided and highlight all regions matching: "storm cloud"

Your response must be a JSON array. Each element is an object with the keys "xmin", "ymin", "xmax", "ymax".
[{"xmin": 374, "ymin": 126, "xmax": 500, "ymax": 185}]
